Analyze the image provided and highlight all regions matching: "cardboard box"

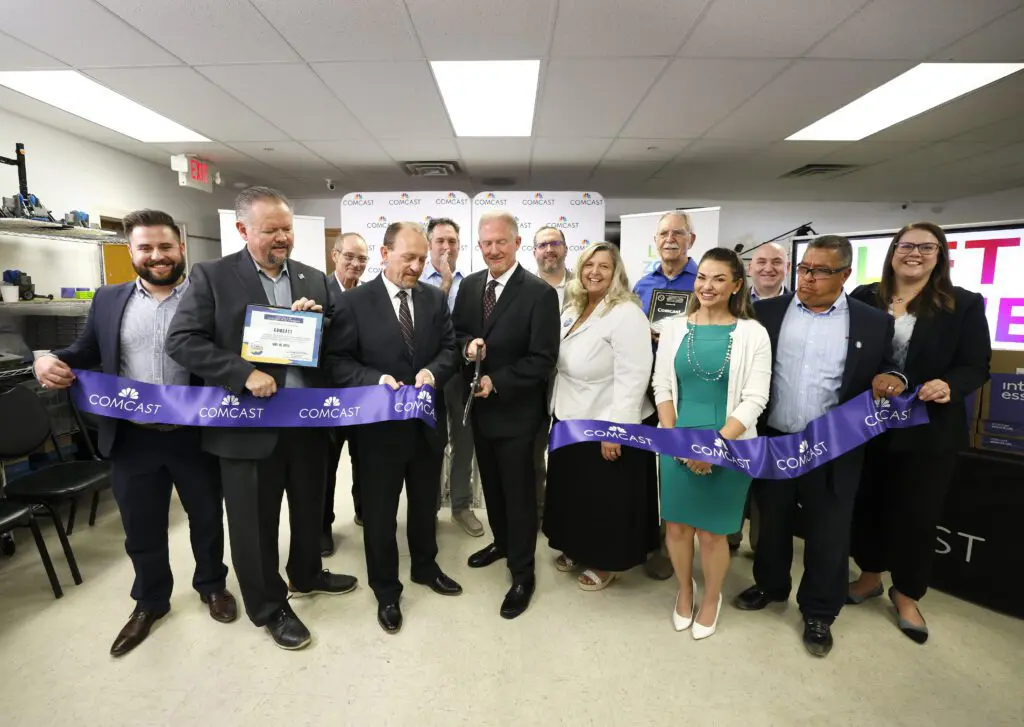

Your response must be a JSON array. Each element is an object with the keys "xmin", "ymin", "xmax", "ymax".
[{"xmin": 979, "ymin": 351, "xmax": 1024, "ymax": 425}]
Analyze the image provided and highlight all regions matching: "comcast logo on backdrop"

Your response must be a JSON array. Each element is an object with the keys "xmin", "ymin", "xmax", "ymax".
[
  {"xmin": 343, "ymin": 193, "xmax": 374, "ymax": 207},
  {"xmin": 523, "ymin": 192, "xmax": 555, "ymax": 207},
  {"xmin": 571, "ymin": 192, "xmax": 603, "ymax": 207},
  {"xmin": 389, "ymin": 192, "xmax": 421, "ymax": 207},
  {"xmin": 367, "ymin": 215, "xmax": 389, "ymax": 229},
  {"xmin": 436, "ymin": 191, "xmax": 467, "ymax": 206},
  {"xmin": 475, "ymin": 192, "xmax": 507, "ymax": 207},
  {"xmin": 550, "ymin": 215, "xmax": 580, "ymax": 230}
]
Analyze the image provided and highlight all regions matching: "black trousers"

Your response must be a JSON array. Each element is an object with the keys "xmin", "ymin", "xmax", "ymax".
[
  {"xmin": 752, "ymin": 449, "xmax": 862, "ymax": 624},
  {"xmin": 352, "ymin": 421, "xmax": 442, "ymax": 604},
  {"xmin": 219, "ymin": 429, "xmax": 327, "ymax": 626},
  {"xmin": 110, "ymin": 425, "xmax": 227, "ymax": 612},
  {"xmin": 324, "ymin": 427, "xmax": 362, "ymax": 530},
  {"xmin": 851, "ymin": 446, "xmax": 955, "ymax": 601},
  {"xmin": 474, "ymin": 430, "xmax": 538, "ymax": 583}
]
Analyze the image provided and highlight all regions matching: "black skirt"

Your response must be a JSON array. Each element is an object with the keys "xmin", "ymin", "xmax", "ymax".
[{"xmin": 542, "ymin": 419, "xmax": 660, "ymax": 572}]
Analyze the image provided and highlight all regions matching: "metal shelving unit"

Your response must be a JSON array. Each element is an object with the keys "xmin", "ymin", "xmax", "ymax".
[{"xmin": 0, "ymin": 218, "xmax": 125, "ymax": 244}]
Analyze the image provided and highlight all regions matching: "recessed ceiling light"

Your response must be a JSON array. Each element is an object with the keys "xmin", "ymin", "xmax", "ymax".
[
  {"xmin": 430, "ymin": 60, "xmax": 539, "ymax": 137},
  {"xmin": 787, "ymin": 63, "xmax": 1024, "ymax": 141},
  {"xmin": 0, "ymin": 70, "xmax": 210, "ymax": 143}
]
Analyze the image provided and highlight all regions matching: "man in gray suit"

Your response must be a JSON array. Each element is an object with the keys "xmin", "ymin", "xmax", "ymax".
[{"xmin": 167, "ymin": 187, "xmax": 358, "ymax": 651}]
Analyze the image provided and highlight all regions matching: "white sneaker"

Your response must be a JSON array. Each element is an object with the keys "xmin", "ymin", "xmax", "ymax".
[
  {"xmin": 692, "ymin": 593, "xmax": 723, "ymax": 640},
  {"xmin": 672, "ymin": 578, "xmax": 697, "ymax": 631}
]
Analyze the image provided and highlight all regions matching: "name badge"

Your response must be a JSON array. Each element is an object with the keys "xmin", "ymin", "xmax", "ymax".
[{"xmin": 241, "ymin": 304, "xmax": 324, "ymax": 367}]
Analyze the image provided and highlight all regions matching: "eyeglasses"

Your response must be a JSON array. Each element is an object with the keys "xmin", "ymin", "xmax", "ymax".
[
  {"xmin": 796, "ymin": 264, "xmax": 849, "ymax": 280},
  {"xmin": 535, "ymin": 241, "xmax": 563, "ymax": 250},
  {"xmin": 894, "ymin": 242, "xmax": 940, "ymax": 255},
  {"xmin": 338, "ymin": 253, "xmax": 369, "ymax": 264}
]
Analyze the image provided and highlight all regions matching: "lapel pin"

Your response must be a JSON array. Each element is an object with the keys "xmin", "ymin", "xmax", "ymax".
[
  {"xmin": 856, "ymin": 341, "xmax": 862, "ymax": 349},
  {"xmin": 298, "ymin": 273, "xmax": 305, "ymax": 280}
]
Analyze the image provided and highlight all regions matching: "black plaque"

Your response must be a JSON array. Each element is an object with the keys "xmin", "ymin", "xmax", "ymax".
[{"xmin": 648, "ymin": 289, "xmax": 690, "ymax": 332}]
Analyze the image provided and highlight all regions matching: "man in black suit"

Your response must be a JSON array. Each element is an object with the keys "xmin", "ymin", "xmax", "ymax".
[
  {"xmin": 324, "ymin": 221, "xmax": 461, "ymax": 634},
  {"xmin": 452, "ymin": 211, "xmax": 560, "ymax": 619},
  {"xmin": 322, "ymin": 232, "xmax": 368, "ymax": 556},
  {"xmin": 166, "ymin": 187, "xmax": 357, "ymax": 651},
  {"xmin": 733, "ymin": 235, "xmax": 907, "ymax": 658},
  {"xmin": 34, "ymin": 209, "xmax": 236, "ymax": 657}
]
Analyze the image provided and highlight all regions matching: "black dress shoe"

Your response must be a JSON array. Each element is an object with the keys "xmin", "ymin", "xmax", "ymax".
[
  {"xmin": 803, "ymin": 618, "xmax": 834, "ymax": 657},
  {"xmin": 377, "ymin": 602, "xmax": 403, "ymax": 634},
  {"xmin": 320, "ymin": 530, "xmax": 335, "ymax": 558},
  {"xmin": 500, "ymin": 579, "xmax": 535, "ymax": 620},
  {"xmin": 733, "ymin": 585, "xmax": 788, "ymax": 611},
  {"xmin": 413, "ymin": 572, "xmax": 463, "ymax": 596},
  {"xmin": 200, "ymin": 589, "xmax": 239, "ymax": 623},
  {"xmin": 265, "ymin": 607, "xmax": 311, "ymax": 650},
  {"xmin": 110, "ymin": 605, "xmax": 169, "ymax": 657},
  {"xmin": 468, "ymin": 543, "xmax": 507, "ymax": 569},
  {"xmin": 289, "ymin": 569, "xmax": 358, "ymax": 597}
]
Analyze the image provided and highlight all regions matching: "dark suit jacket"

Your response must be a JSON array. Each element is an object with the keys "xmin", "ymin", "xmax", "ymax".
[
  {"xmin": 323, "ymin": 275, "xmax": 458, "ymax": 451},
  {"xmin": 326, "ymin": 273, "xmax": 343, "ymax": 311},
  {"xmin": 165, "ymin": 249, "xmax": 333, "ymax": 460},
  {"xmin": 851, "ymin": 283, "xmax": 991, "ymax": 452},
  {"xmin": 451, "ymin": 264, "xmax": 560, "ymax": 440}
]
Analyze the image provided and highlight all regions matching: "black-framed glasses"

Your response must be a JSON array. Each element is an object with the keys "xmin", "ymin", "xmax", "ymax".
[
  {"xmin": 796, "ymin": 264, "xmax": 849, "ymax": 280},
  {"xmin": 894, "ymin": 242, "xmax": 940, "ymax": 255}
]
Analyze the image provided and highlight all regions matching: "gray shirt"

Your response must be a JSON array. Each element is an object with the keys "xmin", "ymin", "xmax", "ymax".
[
  {"xmin": 255, "ymin": 260, "xmax": 305, "ymax": 389},
  {"xmin": 119, "ymin": 278, "xmax": 192, "ymax": 386}
]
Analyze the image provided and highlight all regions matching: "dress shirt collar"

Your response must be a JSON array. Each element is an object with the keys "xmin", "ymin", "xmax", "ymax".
[
  {"xmin": 254, "ymin": 257, "xmax": 289, "ymax": 282},
  {"xmin": 380, "ymin": 273, "xmax": 411, "ymax": 300},
  {"xmin": 751, "ymin": 284, "xmax": 786, "ymax": 302},
  {"xmin": 793, "ymin": 290, "xmax": 848, "ymax": 315},
  {"xmin": 487, "ymin": 261, "xmax": 518, "ymax": 287},
  {"xmin": 422, "ymin": 260, "xmax": 464, "ymax": 282},
  {"xmin": 134, "ymin": 276, "xmax": 189, "ymax": 299},
  {"xmin": 334, "ymin": 271, "xmax": 359, "ymax": 291},
  {"xmin": 654, "ymin": 257, "xmax": 697, "ymax": 281}
]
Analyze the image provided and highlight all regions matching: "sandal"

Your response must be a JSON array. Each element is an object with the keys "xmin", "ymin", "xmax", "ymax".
[
  {"xmin": 578, "ymin": 569, "xmax": 617, "ymax": 591},
  {"xmin": 555, "ymin": 554, "xmax": 577, "ymax": 572}
]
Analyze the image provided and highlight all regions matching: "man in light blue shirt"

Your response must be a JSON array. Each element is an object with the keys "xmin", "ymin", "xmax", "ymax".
[{"xmin": 420, "ymin": 217, "xmax": 483, "ymax": 537}]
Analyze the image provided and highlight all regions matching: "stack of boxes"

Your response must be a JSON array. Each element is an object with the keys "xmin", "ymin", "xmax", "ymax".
[{"xmin": 973, "ymin": 351, "xmax": 1024, "ymax": 456}]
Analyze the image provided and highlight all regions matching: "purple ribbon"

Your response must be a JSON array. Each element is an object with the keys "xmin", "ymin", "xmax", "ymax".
[
  {"xmin": 69, "ymin": 369, "xmax": 437, "ymax": 428},
  {"xmin": 549, "ymin": 389, "xmax": 929, "ymax": 480}
]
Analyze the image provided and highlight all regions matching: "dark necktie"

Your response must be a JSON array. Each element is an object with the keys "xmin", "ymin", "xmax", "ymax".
[
  {"xmin": 483, "ymin": 280, "xmax": 498, "ymax": 322},
  {"xmin": 397, "ymin": 290, "xmax": 414, "ymax": 358}
]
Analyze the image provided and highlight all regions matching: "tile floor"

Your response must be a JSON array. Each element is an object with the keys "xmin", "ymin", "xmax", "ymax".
[{"xmin": 1, "ymin": 458, "xmax": 1022, "ymax": 727}]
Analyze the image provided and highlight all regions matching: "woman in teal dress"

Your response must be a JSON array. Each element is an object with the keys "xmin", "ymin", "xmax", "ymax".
[{"xmin": 651, "ymin": 249, "xmax": 772, "ymax": 640}]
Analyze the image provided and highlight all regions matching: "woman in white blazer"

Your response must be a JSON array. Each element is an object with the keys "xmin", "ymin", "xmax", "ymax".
[
  {"xmin": 653, "ymin": 248, "xmax": 771, "ymax": 639},
  {"xmin": 543, "ymin": 242, "xmax": 660, "ymax": 591}
]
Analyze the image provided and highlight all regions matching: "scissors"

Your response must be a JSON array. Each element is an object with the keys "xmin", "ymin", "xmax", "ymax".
[{"xmin": 462, "ymin": 355, "xmax": 482, "ymax": 427}]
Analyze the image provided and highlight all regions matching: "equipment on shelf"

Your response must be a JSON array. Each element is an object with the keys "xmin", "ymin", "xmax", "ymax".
[
  {"xmin": 0, "ymin": 143, "xmax": 55, "ymax": 222},
  {"xmin": 2, "ymin": 270, "xmax": 53, "ymax": 302}
]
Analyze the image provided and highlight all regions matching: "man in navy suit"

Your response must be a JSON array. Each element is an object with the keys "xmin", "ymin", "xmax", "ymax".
[{"xmin": 34, "ymin": 209, "xmax": 236, "ymax": 658}]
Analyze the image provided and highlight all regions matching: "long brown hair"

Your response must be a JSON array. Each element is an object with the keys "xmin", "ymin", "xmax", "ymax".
[
  {"xmin": 877, "ymin": 221, "xmax": 955, "ymax": 315},
  {"xmin": 685, "ymin": 248, "xmax": 756, "ymax": 319}
]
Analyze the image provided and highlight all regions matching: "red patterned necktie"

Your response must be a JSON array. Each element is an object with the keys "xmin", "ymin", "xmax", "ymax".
[
  {"xmin": 397, "ymin": 290, "xmax": 414, "ymax": 358},
  {"xmin": 483, "ymin": 280, "xmax": 498, "ymax": 322}
]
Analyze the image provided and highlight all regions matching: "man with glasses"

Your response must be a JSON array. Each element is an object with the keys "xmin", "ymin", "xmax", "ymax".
[
  {"xmin": 734, "ymin": 235, "xmax": 907, "ymax": 658},
  {"xmin": 632, "ymin": 212, "xmax": 699, "ymax": 580},
  {"xmin": 322, "ymin": 232, "xmax": 369, "ymax": 555},
  {"xmin": 421, "ymin": 217, "xmax": 484, "ymax": 537}
]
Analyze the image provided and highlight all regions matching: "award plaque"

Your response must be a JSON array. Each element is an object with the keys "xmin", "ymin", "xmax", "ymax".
[
  {"xmin": 241, "ymin": 305, "xmax": 324, "ymax": 367},
  {"xmin": 648, "ymin": 289, "xmax": 690, "ymax": 334}
]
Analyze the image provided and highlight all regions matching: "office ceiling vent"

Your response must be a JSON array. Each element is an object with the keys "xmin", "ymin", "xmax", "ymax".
[
  {"xmin": 780, "ymin": 163, "xmax": 860, "ymax": 179},
  {"xmin": 402, "ymin": 161, "xmax": 462, "ymax": 177}
]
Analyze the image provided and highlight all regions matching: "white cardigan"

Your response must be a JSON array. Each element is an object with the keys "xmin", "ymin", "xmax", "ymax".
[
  {"xmin": 652, "ymin": 316, "xmax": 772, "ymax": 440},
  {"xmin": 550, "ymin": 299, "xmax": 655, "ymax": 424}
]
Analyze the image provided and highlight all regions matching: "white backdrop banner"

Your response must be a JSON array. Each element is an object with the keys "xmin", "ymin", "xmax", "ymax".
[
  {"xmin": 619, "ymin": 207, "xmax": 722, "ymax": 288},
  {"xmin": 340, "ymin": 191, "xmax": 473, "ymax": 282},
  {"xmin": 218, "ymin": 209, "xmax": 326, "ymax": 272},
  {"xmin": 470, "ymin": 191, "xmax": 606, "ymax": 274}
]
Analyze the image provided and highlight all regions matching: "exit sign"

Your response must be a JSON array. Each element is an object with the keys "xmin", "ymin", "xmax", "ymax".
[{"xmin": 170, "ymin": 154, "xmax": 216, "ymax": 193}]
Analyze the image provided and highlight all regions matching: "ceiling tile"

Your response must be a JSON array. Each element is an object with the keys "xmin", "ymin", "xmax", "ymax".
[
  {"xmin": 226, "ymin": 142, "xmax": 341, "ymax": 176},
  {"xmin": 302, "ymin": 140, "xmax": 396, "ymax": 169},
  {"xmin": 704, "ymin": 59, "xmax": 914, "ymax": 140},
  {"xmin": 551, "ymin": 0, "xmax": 707, "ymax": 57},
  {"xmin": 808, "ymin": 0, "xmax": 1021, "ymax": 60},
  {"xmin": 0, "ymin": 31, "xmax": 66, "ymax": 70},
  {"xmin": 197, "ymin": 64, "xmax": 366, "ymax": 141},
  {"xmin": 406, "ymin": 0, "xmax": 554, "ymax": 59},
  {"xmin": 312, "ymin": 61, "xmax": 452, "ymax": 138},
  {"xmin": 599, "ymin": 138, "xmax": 692, "ymax": 176},
  {"xmin": 679, "ymin": 0, "xmax": 865, "ymax": 58},
  {"xmin": 93, "ymin": 0, "xmax": 298, "ymax": 64},
  {"xmin": 818, "ymin": 141, "xmax": 928, "ymax": 165},
  {"xmin": 0, "ymin": 0, "xmax": 180, "ymax": 68},
  {"xmin": 622, "ymin": 59, "xmax": 789, "ymax": 139},
  {"xmin": 534, "ymin": 58, "xmax": 667, "ymax": 137},
  {"xmin": 86, "ymin": 67, "xmax": 287, "ymax": 142},
  {"xmin": 532, "ymin": 138, "xmax": 613, "ymax": 165},
  {"xmin": 952, "ymin": 115, "xmax": 1024, "ymax": 144},
  {"xmin": 377, "ymin": 138, "xmax": 462, "ymax": 162},
  {"xmin": 252, "ymin": 0, "xmax": 421, "ymax": 62},
  {"xmin": 932, "ymin": 7, "xmax": 1024, "ymax": 61},
  {"xmin": 457, "ymin": 138, "xmax": 534, "ymax": 165}
]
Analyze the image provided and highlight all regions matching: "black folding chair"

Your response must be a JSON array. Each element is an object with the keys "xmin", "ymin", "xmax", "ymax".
[{"xmin": 0, "ymin": 500, "xmax": 63, "ymax": 598}]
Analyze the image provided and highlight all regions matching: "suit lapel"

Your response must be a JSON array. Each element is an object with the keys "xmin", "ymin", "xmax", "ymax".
[
  {"xmin": 841, "ymin": 303, "xmax": 864, "ymax": 399},
  {"xmin": 108, "ymin": 283, "xmax": 135, "ymax": 373},
  {"xmin": 288, "ymin": 262, "xmax": 313, "ymax": 303},
  {"xmin": 411, "ymin": 283, "xmax": 432, "ymax": 361},
  {"xmin": 483, "ymin": 265, "xmax": 524, "ymax": 337},
  {"xmin": 233, "ymin": 250, "xmax": 271, "ymax": 306},
  {"xmin": 903, "ymin": 311, "xmax": 936, "ymax": 376},
  {"xmin": 562, "ymin": 299, "xmax": 607, "ymax": 342}
]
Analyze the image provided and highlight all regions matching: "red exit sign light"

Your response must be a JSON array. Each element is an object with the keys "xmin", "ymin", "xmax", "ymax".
[{"xmin": 189, "ymin": 158, "xmax": 209, "ymax": 184}]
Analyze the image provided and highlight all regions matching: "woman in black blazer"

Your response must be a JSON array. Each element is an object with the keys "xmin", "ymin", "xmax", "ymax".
[{"xmin": 847, "ymin": 221, "xmax": 991, "ymax": 644}]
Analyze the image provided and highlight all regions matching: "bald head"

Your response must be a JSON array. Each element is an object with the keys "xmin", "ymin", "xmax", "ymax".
[{"xmin": 748, "ymin": 242, "xmax": 790, "ymax": 299}]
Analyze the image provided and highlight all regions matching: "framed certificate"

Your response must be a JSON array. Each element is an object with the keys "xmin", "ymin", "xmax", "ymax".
[
  {"xmin": 648, "ymin": 289, "xmax": 690, "ymax": 334},
  {"xmin": 241, "ymin": 305, "xmax": 324, "ymax": 367}
]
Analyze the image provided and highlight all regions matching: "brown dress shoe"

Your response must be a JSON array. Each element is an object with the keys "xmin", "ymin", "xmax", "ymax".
[
  {"xmin": 201, "ymin": 589, "xmax": 239, "ymax": 623},
  {"xmin": 110, "ymin": 606, "xmax": 169, "ymax": 657}
]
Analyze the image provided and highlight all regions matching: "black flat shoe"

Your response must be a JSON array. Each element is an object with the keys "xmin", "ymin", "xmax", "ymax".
[
  {"xmin": 500, "ymin": 579, "xmax": 535, "ymax": 620},
  {"xmin": 413, "ymin": 572, "xmax": 463, "ymax": 596},
  {"xmin": 802, "ymin": 618, "xmax": 833, "ymax": 658},
  {"xmin": 377, "ymin": 602, "xmax": 403, "ymax": 634},
  {"xmin": 733, "ymin": 585, "xmax": 788, "ymax": 611},
  {"xmin": 468, "ymin": 543, "xmax": 507, "ymax": 569},
  {"xmin": 889, "ymin": 587, "xmax": 929, "ymax": 644},
  {"xmin": 265, "ymin": 607, "xmax": 311, "ymax": 650}
]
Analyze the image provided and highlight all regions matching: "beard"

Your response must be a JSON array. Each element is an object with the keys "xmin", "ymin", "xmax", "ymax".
[
  {"xmin": 537, "ymin": 256, "xmax": 564, "ymax": 275},
  {"xmin": 135, "ymin": 259, "xmax": 186, "ymax": 286}
]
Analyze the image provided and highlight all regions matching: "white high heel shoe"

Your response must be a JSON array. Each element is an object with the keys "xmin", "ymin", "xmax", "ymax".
[
  {"xmin": 692, "ymin": 593, "xmax": 723, "ymax": 640},
  {"xmin": 672, "ymin": 579, "xmax": 698, "ymax": 631}
]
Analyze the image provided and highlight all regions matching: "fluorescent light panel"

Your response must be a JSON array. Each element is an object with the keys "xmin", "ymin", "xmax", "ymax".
[
  {"xmin": 787, "ymin": 63, "xmax": 1024, "ymax": 141},
  {"xmin": 431, "ymin": 60, "xmax": 539, "ymax": 137},
  {"xmin": 0, "ymin": 70, "xmax": 210, "ymax": 143}
]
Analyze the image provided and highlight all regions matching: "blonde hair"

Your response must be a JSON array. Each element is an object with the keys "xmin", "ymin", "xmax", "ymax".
[
  {"xmin": 564, "ymin": 242, "xmax": 639, "ymax": 314},
  {"xmin": 477, "ymin": 211, "xmax": 519, "ymax": 238}
]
